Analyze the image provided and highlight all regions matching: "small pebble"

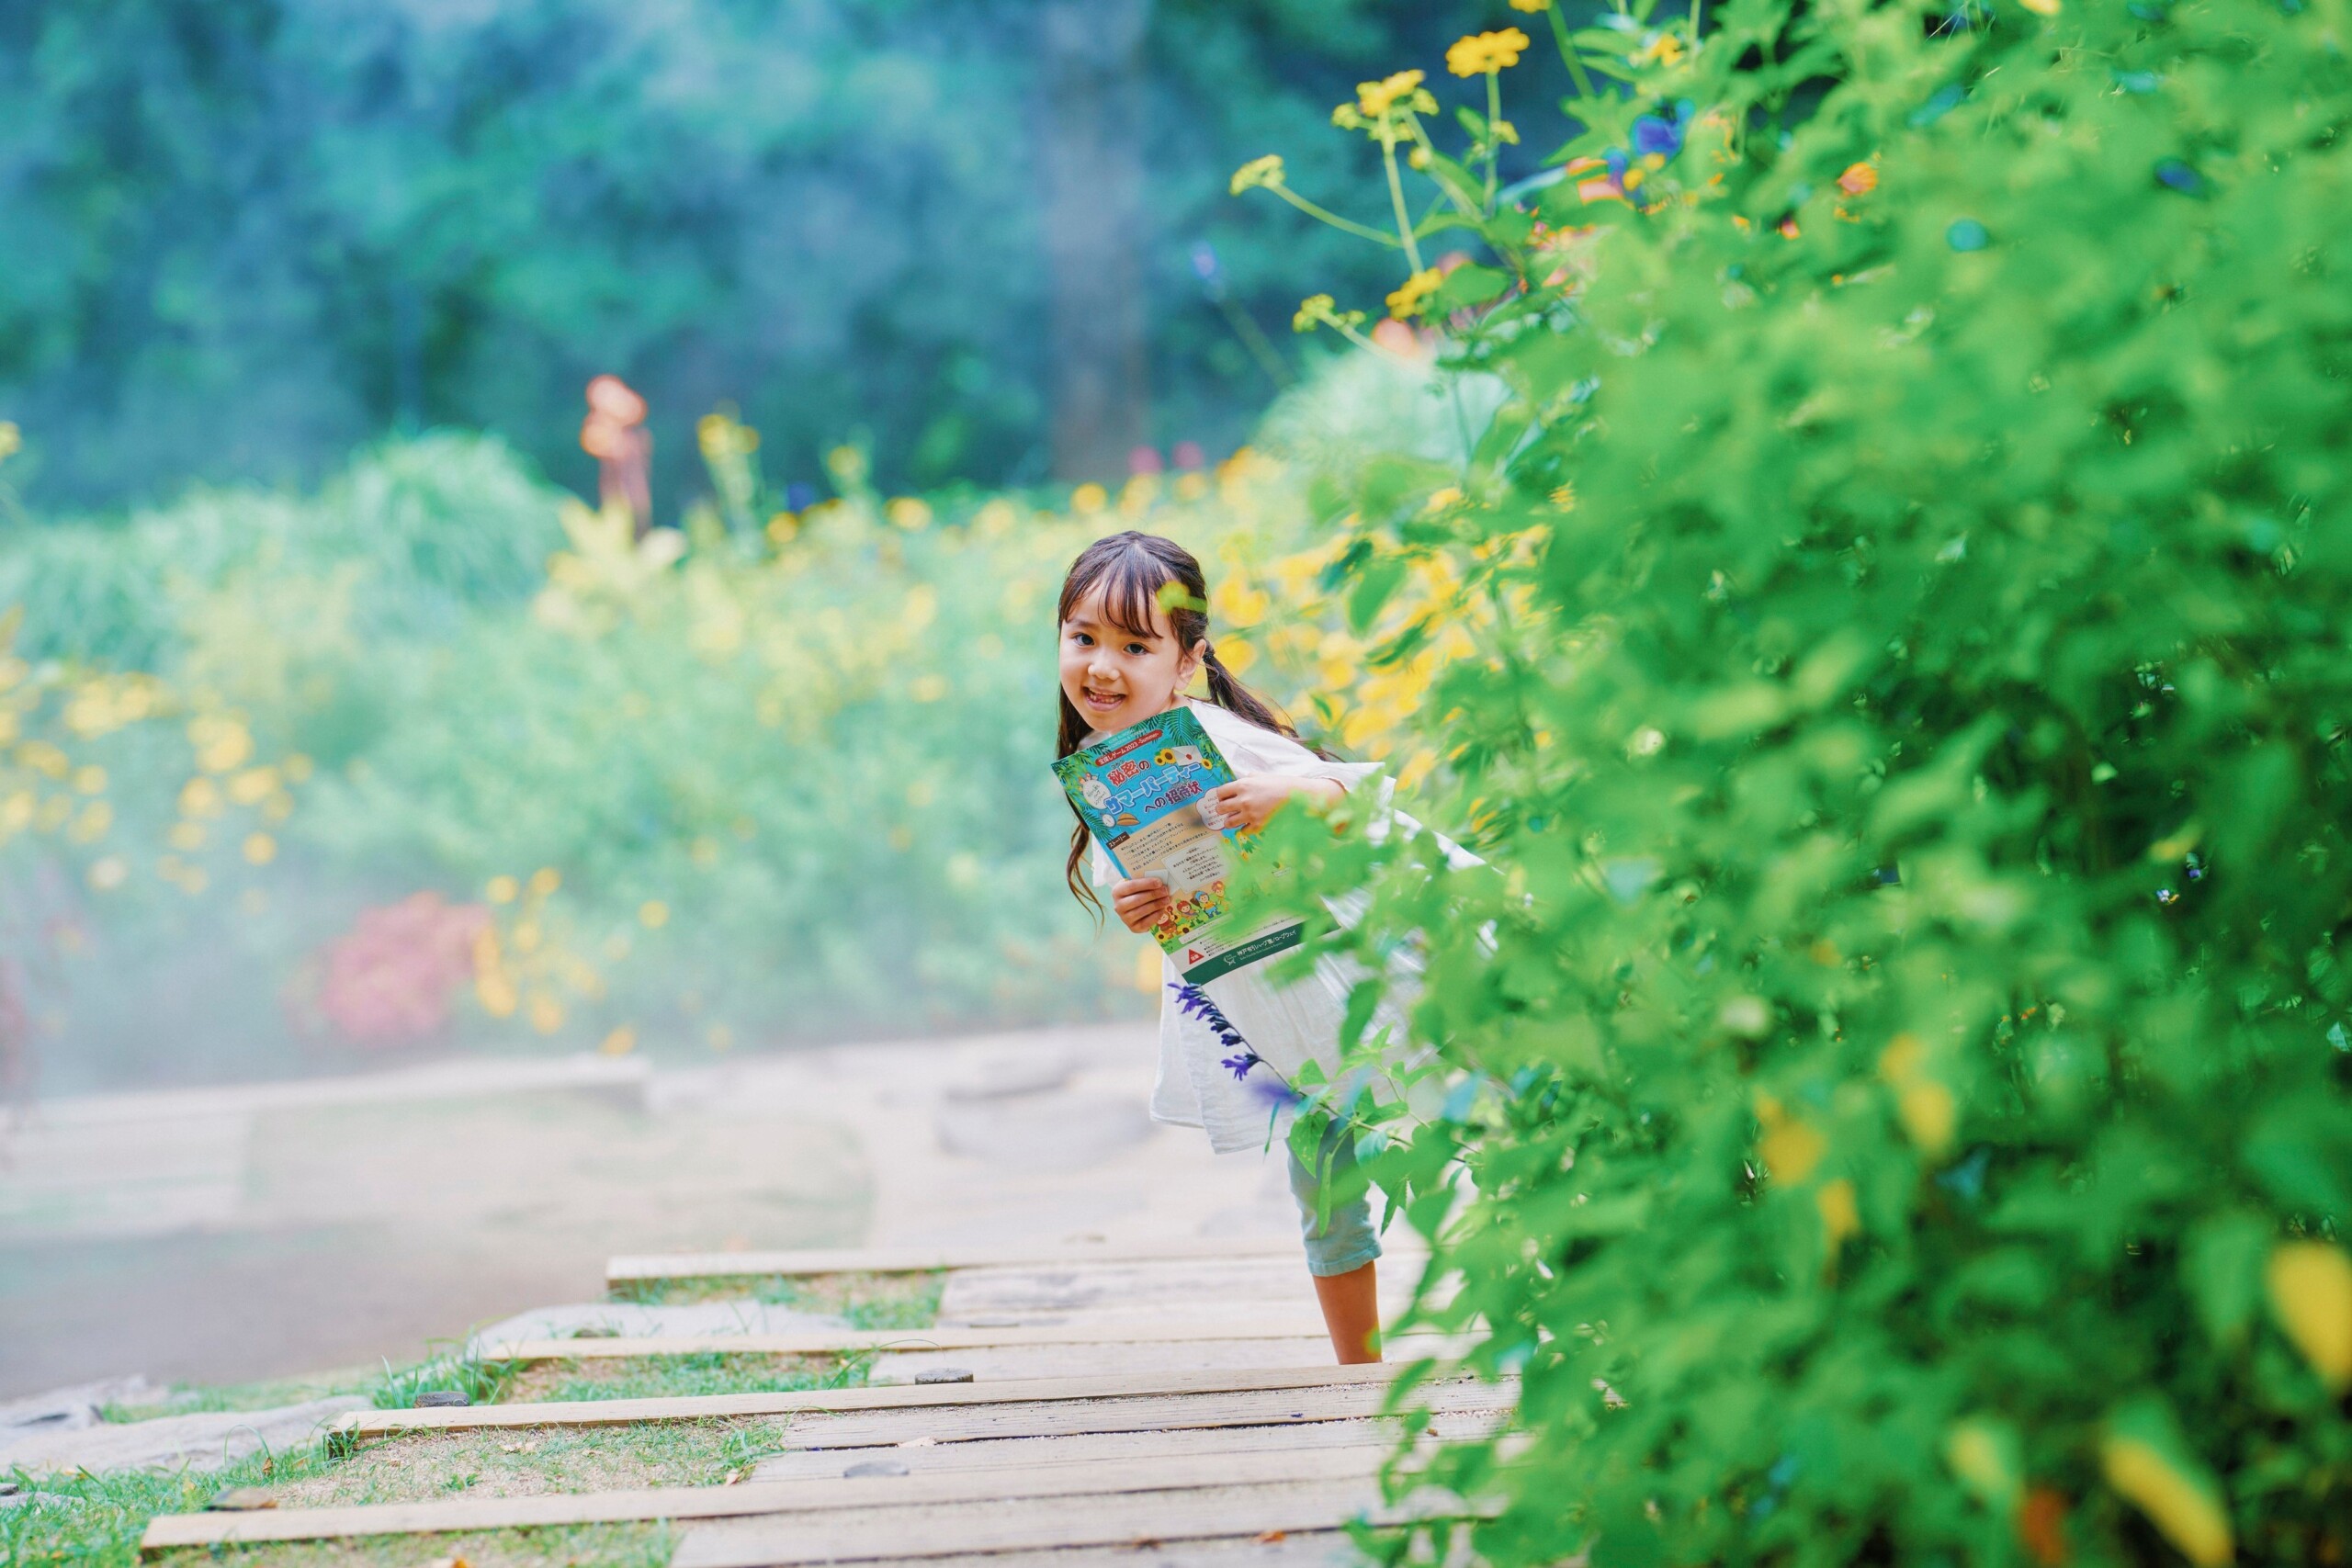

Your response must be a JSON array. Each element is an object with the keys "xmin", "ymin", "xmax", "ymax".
[
  {"xmin": 913, "ymin": 1369, "xmax": 974, "ymax": 1384},
  {"xmin": 413, "ymin": 1391, "xmax": 471, "ymax": 1408},
  {"xmin": 844, "ymin": 1459, "xmax": 910, "ymax": 1478}
]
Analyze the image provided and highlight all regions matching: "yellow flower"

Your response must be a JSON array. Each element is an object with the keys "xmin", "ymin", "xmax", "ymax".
[
  {"xmin": 1634, "ymin": 31, "xmax": 1687, "ymax": 65},
  {"xmin": 639, "ymin": 899, "xmax": 670, "ymax": 929},
  {"xmin": 599, "ymin": 1025, "xmax": 638, "ymax": 1057},
  {"xmin": 1386, "ymin": 267, "xmax": 1444, "ymax": 320},
  {"xmin": 487, "ymin": 874, "xmax": 519, "ymax": 904},
  {"xmin": 0, "ymin": 422, "xmax": 18, "ymax": 462},
  {"xmin": 1355, "ymin": 69, "xmax": 1426, "ymax": 118},
  {"xmin": 1508, "ymin": 0, "xmax": 1549, "ymax": 9},
  {"xmin": 2266, "ymin": 1241, "xmax": 2352, "ymax": 1391},
  {"xmin": 885, "ymin": 496, "xmax": 933, "ymax": 531},
  {"xmin": 1898, "ymin": 1081, "xmax": 1958, "ymax": 1156},
  {"xmin": 2019, "ymin": 0, "xmax": 2060, "ymax": 12},
  {"xmin": 243, "ymin": 831, "xmax": 277, "ymax": 865},
  {"xmin": 1070, "ymin": 482, "xmax": 1108, "ymax": 515},
  {"xmin": 1838, "ymin": 161, "xmax": 1880, "ymax": 196},
  {"xmin": 179, "ymin": 777, "xmax": 223, "ymax": 818},
  {"xmin": 1880, "ymin": 1032, "xmax": 1958, "ymax": 1157},
  {"xmin": 2100, "ymin": 1434, "xmax": 2232, "ymax": 1567},
  {"xmin": 1229, "ymin": 154, "xmax": 1286, "ymax": 195},
  {"xmin": 1447, "ymin": 28, "xmax": 1530, "ymax": 77},
  {"xmin": 1944, "ymin": 1419, "xmax": 2023, "ymax": 1510},
  {"xmin": 1755, "ymin": 1093, "xmax": 1826, "ymax": 1184},
  {"xmin": 1816, "ymin": 1178, "xmax": 1860, "ymax": 1249}
]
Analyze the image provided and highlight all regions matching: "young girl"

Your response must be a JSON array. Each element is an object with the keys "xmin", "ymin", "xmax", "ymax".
[{"xmin": 1056, "ymin": 530, "xmax": 1409, "ymax": 1365}]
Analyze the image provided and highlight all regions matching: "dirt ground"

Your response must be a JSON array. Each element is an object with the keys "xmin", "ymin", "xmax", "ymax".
[{"xmin": 0, "ymin": 1022, "xmax": 1300, "ymax": 1397}]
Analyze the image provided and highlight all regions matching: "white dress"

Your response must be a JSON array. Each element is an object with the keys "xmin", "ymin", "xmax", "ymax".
[{"xmin": 1089, "ymin": 699, "xmax": 1449, "ymax": 1155}]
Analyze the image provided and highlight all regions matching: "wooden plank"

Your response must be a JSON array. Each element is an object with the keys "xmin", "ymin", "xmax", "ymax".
[
  {"xmin": 607, "ymin": 1235, "xmax": 1314, "ymax": 1285},
  {"xmin": 671, "ymin": 1475, "xmax": 1487, "ymax": 1568},
  {"xmin": 866, "ymin": 1337, "xmax": 1469, "ymax": 1385},
  {"xmin": 139, "ymin": 1442, "xmax": 1389, "ymax": 1551},
  {"xmin": 933, "ymin": 1259, "xmax": 1432, "ymax": 1330},
  {"xmin": 334, "ymin": 1364, "xmax": 1440, "ymax": 1438},
  {"xmin": 479, "ymin": 1323, "xmax": 1450, "ymax": 1363},
  {"xmin": 831, "ymin": 1532, "xmax": 1356, "ymax": 1568},
  {"xmin": 752, "ymin": 1407, "xmax": 1510, "ymax": 1482},
  {"xmin": 779, "ymin": 1377, "xmax": 1512, "ymax": 1452}
]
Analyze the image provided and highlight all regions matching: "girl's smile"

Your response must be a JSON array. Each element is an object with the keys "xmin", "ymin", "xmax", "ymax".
[{"xmin": 1059, "ymin": 587, "xmax": 1200, "ymax": 736}]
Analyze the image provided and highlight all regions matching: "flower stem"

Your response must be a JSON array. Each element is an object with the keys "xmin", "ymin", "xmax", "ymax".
[
  {"xmin": 1271, "ymin": 187, "xmax": 1401, "ymax": 247},
  {"xmin": 1405, "ymin": 120, "xmax": 1484, "ymax": 219},
  {"xmin": 1548, "ymin": 3, "xmax": 1598, "ymax": 100},
  {"xmin": 1484, "ymin": 72, "xmax": 1502, "ymax": 211},
  {"xmin": 1380, "ymin": 133, "xmax": 1425, "ymax": 274}
]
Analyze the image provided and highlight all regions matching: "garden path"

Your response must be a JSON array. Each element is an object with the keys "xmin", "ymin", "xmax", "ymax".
[{"xmin": 132, "ymin": 1238, "xmax": 1496, "ymax": 1568}]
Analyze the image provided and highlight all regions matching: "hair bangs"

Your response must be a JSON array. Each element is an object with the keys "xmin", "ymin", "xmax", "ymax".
[{"xmin": 1064, "ymin": 539, "xmax": 1175, "ymax": 639}]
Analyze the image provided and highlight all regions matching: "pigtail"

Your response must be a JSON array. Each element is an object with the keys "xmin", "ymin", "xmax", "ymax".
[{"xmin": 1201, "ymin": 645, "xmax": 1334, "ymax": 760}]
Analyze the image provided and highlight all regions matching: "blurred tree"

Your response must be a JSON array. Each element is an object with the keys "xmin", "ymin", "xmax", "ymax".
[
  {"xmin": 1036, "ymin": 0, "xmax": 1151, "ymax": 481},
  {"xmin": 0, "ymin": 0, "xmax": 1518, "ymax": 512}
]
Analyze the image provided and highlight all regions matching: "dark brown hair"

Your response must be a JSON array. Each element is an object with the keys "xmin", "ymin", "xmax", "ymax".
[{"xmin": 1055, "ymin": 531, "xmax": 1316, "ymax": 913}]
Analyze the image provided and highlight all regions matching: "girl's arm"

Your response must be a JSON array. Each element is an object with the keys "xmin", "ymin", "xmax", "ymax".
[{"xmin": 1202, "ymin": 773, "xmax": 1345, "ymax": 832}]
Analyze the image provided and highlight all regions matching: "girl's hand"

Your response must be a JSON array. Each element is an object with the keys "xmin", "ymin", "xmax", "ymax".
[
  {"xmin": 1202, "ymin": 774, "xmax": 1344, "ymax": 834},
  {"xmin": 1111, "ymin": 875, "xmax": 1174, "ymax": 935}
]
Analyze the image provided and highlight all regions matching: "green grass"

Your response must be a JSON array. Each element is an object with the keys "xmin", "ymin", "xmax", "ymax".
[
  {"xmin": 3, "ymin": 1324, "xmax": 865, "ymax": 1564},
  {"xmin": 96, "ymin": 1369, "xmax": 379, "ymax": 1425},
  {"xmin": 5, "ymin": 1417, "xmax": 784, "ymax": 1567},
  {"xmin": 152, "ymin": 1521, "xmax": 673, "ymax": 1568},
  {"xmin": 365, "ymin": 1341, "xmax": 521, "ymax": 1409},
  {"xmin": 4, "ymin": 1439, "xmax": 345, "ymax": 1568},
  {"xmin": 282, "ymin": 1420, "xmax": 788, "ymax": 1506},
  {"xmin": 607, "ymin": 1269, "xmax": 944, "ymax": 1330},
  {"xmin": 505, "ymin": 1349, "xmax": 872, "ymax": 1404}
]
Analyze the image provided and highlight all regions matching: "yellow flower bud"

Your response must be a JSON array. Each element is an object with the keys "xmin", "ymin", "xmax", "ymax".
[{"xmin": 2266, "ymin": 1241, "xmax": 2352, "ymax": 1391}]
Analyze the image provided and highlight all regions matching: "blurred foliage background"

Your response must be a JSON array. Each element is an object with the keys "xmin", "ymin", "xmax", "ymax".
[
  {"xmin": 0, "ymin": 0, "xmax": 1547, "ymax": 1094},
  {"xmin": 0, "ymin": 0, "xmax": 1538, "ymax": 509}
]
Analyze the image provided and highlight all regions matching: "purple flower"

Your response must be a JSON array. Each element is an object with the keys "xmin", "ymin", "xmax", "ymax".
[
  {"xmin": 1631, "ymin": 113, "xmax": 1682, "ymax": 160},
  {"xmin": 1175, "ymin": 982, "xmax": 1296, "ymax": 1101},
  {"xmin": 1247, "ymin": 1074, "xmax": 1306, "ymax": 1111}
]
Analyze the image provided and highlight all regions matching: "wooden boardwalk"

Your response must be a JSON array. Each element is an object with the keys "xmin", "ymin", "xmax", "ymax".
[{"xmin": 140, "ymin": 1241, "xmax": 1504, "ymax": 1566}]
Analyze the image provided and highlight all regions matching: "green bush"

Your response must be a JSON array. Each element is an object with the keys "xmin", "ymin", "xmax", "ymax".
[
  {"xmin": 0, "ymin": 428, "xmax": 1338, "ymax": 1084},
  {"xmin": 1247, "ymin": 1, "xmax": 2352, "ymax": 1562}
]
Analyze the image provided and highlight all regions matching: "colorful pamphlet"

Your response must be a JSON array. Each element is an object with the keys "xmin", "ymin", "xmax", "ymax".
[{"xmin": 1052, "ymin": 705, "xmax": 1302, "ymax": 983}]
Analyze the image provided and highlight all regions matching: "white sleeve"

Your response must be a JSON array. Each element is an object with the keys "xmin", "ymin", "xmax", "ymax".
[{"xmin": 1216, "ymin": 716, "xmax": 1385, "ymax": 795}]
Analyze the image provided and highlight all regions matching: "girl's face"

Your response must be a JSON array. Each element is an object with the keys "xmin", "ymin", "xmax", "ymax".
[{"xmin": 1060, "ymin": 584, "xmax": 1201, "ymax": 735}]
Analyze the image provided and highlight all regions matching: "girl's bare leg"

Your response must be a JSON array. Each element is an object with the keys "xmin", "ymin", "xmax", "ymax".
[{"xmin": 1311, "ymin": 1260, "xmax": 1383, "ymax": 1363}]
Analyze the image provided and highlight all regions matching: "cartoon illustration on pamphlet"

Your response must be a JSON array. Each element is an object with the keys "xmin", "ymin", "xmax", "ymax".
[{"xmin": 1052, "ymin": 705, "xmax": 1303, "ymax": 984}]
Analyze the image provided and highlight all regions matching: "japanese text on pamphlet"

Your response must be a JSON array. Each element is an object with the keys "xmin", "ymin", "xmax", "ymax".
[{"xmin": 1052, "ymin": 705, "xmax": 1301, "ymax": 984}]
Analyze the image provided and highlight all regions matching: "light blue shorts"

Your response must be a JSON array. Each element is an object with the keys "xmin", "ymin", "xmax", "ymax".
[{"xmin": 1285, "ymin": 1119, "xmax": 1382, "ymax": 1278}]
